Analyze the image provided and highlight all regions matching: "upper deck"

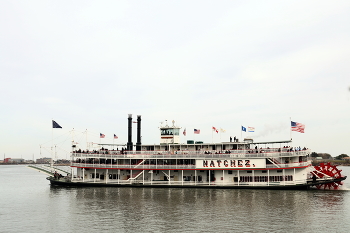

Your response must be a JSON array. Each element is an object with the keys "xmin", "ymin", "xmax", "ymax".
[{"xmin": 71, "ymin": 147, "xmax": 310, "ymax": 160}]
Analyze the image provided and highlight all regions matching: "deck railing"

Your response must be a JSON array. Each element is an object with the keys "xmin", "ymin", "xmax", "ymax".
[
  {"xmin": 71, "ymin": 161, "xmax": 310, "ymax": 170},
  {"xmin": 71, "ymin": 149, "xmax": 310, "ymax": 160},
  {"xmin": 68, "ymin": 179, "xmax": 306, "ymax": 186}
]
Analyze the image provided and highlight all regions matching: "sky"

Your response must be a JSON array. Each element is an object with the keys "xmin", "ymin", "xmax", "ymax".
[{"xmin": 1, "ymin": 0, "xmax": 350, "ymax": 160}]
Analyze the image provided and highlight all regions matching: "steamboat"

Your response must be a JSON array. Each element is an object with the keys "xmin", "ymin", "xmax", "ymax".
[{"xmin": 47, "ymin": 115, "xmax": 346, "ymax": 190}]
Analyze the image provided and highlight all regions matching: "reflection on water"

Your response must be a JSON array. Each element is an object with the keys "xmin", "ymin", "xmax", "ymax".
[
  {"xmin": 47, "ymin": 186, "xmax": 350, "ymax": 232},
  {"xmin": 1, "ymin": 166, "xmax": 350, "ymax": 232}
]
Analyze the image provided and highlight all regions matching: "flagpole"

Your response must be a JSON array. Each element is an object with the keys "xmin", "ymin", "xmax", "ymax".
[
  {"xmin": 51, "ymin": 119, "xmax": 53, "ymax": 172},
  {"xmin": 241, "ymin": 126, "xmax": 242, "ymax": 142},
  {"xmin": 290, "ymin": 117, "xmax": 292, "ymax": 141}
]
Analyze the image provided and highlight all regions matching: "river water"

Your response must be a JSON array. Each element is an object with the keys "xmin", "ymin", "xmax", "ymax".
[{"xmin": 0, "ymin": 165, "xmax": 349, "ymax": 232}]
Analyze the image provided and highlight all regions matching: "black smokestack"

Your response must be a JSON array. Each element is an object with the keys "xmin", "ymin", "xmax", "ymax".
[
  {"xmin": 136, "ymin": 115, "xmax": 141, "ymax": 151},
  {"xmin": 127, "ymin": 114, "xmax": 133, "ymax": 151}
]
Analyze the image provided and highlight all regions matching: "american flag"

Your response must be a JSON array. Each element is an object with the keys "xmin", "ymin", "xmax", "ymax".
[
  {"xmin": 114, "ymin": 134, "xmax": 118, "ymax": 139},
  {"xmin": 291, "ymin": 121, "xmax": 305, "ymax": 133},
  {"xmin": 183, "ymin": 128, "xmax": 186, "ymax": 136},
  {"xmin": 100, "ymin": 133, "xmax": 105, "ymax": 138},
  {"xmin": 194, "ymin": 129, "xmax": 200, "ymax": 134}
]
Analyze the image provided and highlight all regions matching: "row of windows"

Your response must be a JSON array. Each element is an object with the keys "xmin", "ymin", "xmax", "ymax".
[{"xmin": 240, "ymin": 175, "xmax": 293, "ymax": 182}]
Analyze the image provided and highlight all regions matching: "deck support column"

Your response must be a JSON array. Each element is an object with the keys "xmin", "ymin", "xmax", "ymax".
[
  {"xmin": 169, "ymin": 170, "xmax": 170, "ymax": 185},
  {"xmin": 293, "ymin": 168, "xmax": 296, "ymax": 185},
  {"xmin": 238, "ymin": 170, "xmax": 240, "ymax": 186},
  {"xmin": 94, "ymin": 169, "xmax": 96, "ymax": 183},
  {"xmin": 195, "ymin": 170, "xmax": 197, "ymax": 185},
  {"xmin": 118, "ymin": 169, "xmax": 120, "ymax": 184},
  {"xmin": 182, "ymin": 170, "xmax": 183, "ymax": 186},
  {"xmin": 222, "ymin": 170, "xmax": 224, "ymax": 186},
  {"xmin": 82, "ymin": 168, "xmax": 85, "ymax": 182},
  {"xmin": 209, "ymin": 170, "xmax": 210, "ymax": 186},
  {"xmin": 130, "ymin": 170, "xmax": 132, "ymax": 184}
]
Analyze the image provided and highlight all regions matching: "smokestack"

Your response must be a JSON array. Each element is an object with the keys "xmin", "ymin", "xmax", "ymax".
[
  {"xmin": 127, "ymin": 114, "xmax": 133, "ymax": 151},
  {"xmin": 136, "ymin": 115, "xmax": 141, "ymax": 151}
]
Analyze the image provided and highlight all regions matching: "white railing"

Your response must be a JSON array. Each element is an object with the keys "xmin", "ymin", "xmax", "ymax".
[
  {"xmin": 71, "ymin": 163, "xmax": 196, "ymax": 170},
  {"xmin": 71, "ymin": 161, "xmax": 310, "ymax": 170},
  {"xmin": 71, "ymin": 149, "xmax": 311, "ymax": 160},
  {"xmin": 266, "ymin": 161, "xmax": 310, "ymax": 168},
  {"xmin": 68, "ymin": 179, "xmax": 307, "ymax": 186}
]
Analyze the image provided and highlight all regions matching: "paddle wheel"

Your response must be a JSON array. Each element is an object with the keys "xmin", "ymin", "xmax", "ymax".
[{"xmin": 311, "ymin": 162, "xmax": 344, "ymax": 190}]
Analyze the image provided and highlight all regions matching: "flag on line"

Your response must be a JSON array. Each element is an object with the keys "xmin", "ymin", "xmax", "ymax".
[
  {"xmin": 248, "ymin": 127, "xmax": 255, "ymax": 132},
  {"xmin": 241, "ymin": 126, "xmax": 246, "ymax": 132},
  {"xmin": 212, "ymin": 126, "xmax": 218, "ymax": 133},
  {"xmin": 291, "ymin": 121, "xmax": 305, "ymax": 133},
  {"xmin": 183, "ymin": 128, "xmax": 186, "ymax": 136},
  {"xmin": 220, "ymin": 128, "xmax": 226, "ymax": 133},
  {"xmin": 100, "ymin": 133, "xmax": 105, "ymax": 138},
  {"xmin": 194, "ymin": 129, "xmax": 200, "ymax": 134},
  {"xmin": 114, "ymin": 134, "xmax": 118, "ymax": 139},
  {"xmin": 52, "ymin": 120, "xmax": 62, "ymax": 128}
]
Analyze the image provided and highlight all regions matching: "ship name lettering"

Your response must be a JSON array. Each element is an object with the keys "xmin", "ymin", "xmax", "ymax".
[
  {"xmin": 201, "ymin": 159, "xmax": 251, "ymax": 168},
  {"xmin": 224, "ymin": 160, "xmax": 228, "ymax": 167},
  {"xmin": 203, "ymin": 160, "xmax": 208, "ymax": 167},
  {"xmin": 217, "ymin": 160, "xmax": 222, "ymax": 167}
]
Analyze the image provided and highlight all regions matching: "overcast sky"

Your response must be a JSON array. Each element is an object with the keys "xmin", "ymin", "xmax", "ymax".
[{"xmin": 1, "ymin": 0, "xmax": 349, "ymax": 160}]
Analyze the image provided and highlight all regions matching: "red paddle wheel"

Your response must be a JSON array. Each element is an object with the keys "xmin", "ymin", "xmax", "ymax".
[{"xmin": 312, "ymin": 162, "xmax": 344, "ymax": 190}]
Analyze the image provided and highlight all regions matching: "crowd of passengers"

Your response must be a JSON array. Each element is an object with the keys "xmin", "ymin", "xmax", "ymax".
[
  {"xmin": 247, "ymin": 146, "xmax": 308, "ymax": 153},
  {"xmin": 73, "ymin": 147, "xmax": 127, "ymax": 154},
  {"xmin": 73, "ymin": 158, "xmax": 195, "ymax": 165},
  {"xmin": 73, "ymin": 146, "xmax": 309, "ymax": 155}
]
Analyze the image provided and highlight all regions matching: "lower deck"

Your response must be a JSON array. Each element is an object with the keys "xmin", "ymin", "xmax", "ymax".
[{"xmin": 70, "ymin": 166, "xmax": 309, "ymax": 187}]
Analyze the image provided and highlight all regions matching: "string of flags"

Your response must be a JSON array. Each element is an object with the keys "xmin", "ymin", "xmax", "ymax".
[
  {"xmin": 99, "ymin": 133, "xmax": 119, "ymax": 138},
  {"xmin": 53, "ymin": 120, "xmax": 304, "ymax": 142}
]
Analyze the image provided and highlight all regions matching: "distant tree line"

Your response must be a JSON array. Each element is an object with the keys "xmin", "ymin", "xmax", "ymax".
[{"xmin": 310, "ymin": 152, "xmax": 348, "ymax": 160}]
